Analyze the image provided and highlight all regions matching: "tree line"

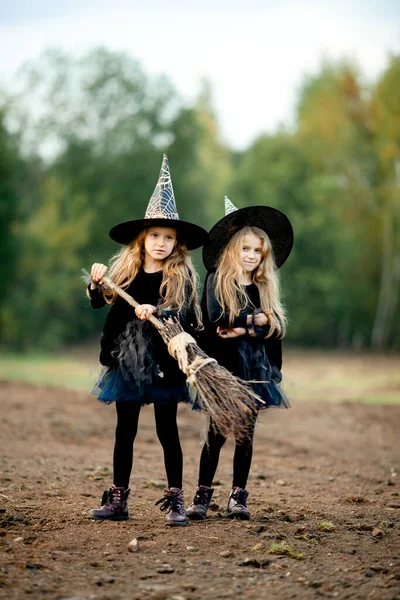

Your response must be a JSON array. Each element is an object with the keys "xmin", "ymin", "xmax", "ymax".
[{"xmin": 1, "ymin": 48, "xmax": 399, "ymax": 351}]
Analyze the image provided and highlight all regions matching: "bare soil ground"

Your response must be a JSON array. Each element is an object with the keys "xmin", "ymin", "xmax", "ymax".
[{"xmin": 0, "ymin": 380, "xmax": 399, "ymax": 600}]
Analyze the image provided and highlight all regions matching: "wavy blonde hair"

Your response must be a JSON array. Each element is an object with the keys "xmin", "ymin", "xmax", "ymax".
[
  {"xmin": 96, "ymin": 228, "xmax": 202, "ymax": 326},
  {"xmin": 214, "ymin": 226, "xmax": 286, "ymax": 338}
]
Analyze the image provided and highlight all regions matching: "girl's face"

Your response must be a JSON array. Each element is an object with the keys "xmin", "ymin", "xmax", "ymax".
[
  {"xmin": 144, "ymin": 226, "xmax": 177, "ymax": 261},
  {"xmin": 239, "ymin": 232, "xmax": 263, "ymax": 274}
]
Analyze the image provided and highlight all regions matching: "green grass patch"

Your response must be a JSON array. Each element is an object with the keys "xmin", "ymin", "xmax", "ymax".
[
  {"xmin": 317, "ymin": 520, "xmax": 335, "ymax": 532},
  {"xmin": 295, "ymin": 533, "xmax": 320, "ymax": 544},
  {"xmin": 269, "ymin": 542, "xmax": 304, "ymax": 560},
  {"xmin": 0, "ymin": 353, "xmax": 98, "ymax": 392}
]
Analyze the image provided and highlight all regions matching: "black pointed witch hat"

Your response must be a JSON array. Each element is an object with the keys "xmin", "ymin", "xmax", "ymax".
[
  {"xmin": 109, "ymin": 154, "xmax": 208, "ymax": 250},
  {"xmin": 202, "ymin": 196, "xmax": 294, "ymax": 271}
]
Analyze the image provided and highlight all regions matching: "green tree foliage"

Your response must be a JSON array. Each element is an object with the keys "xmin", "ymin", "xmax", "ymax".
[
  {"xmin": 294, "ymin": 61, "xmax": 380, "ymax": 347},
  {"xmin": 294, "ymin": 59, "xmax": 399, "ymax": 348},
  {"xmin": 15, "ymin": 47, "xmax": 177, "ymax": 153},
  {"xmin": 4, "ymin": 174, "xmax": 93, "ymax": 349},
  {"xmin": 0, "ymin": 107, "xmax": 24, "ymax": 344},
  {"xmin": 369, "ymin": 55, "xmax": 400, "ymax": 349}
]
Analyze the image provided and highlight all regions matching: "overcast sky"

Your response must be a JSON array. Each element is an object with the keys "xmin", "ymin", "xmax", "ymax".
[{"xmin": 0, "ymin": 0, "xmax": 398, "ymax": 149}]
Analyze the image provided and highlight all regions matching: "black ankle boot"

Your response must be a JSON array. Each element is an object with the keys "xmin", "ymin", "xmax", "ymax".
[
  {"xmin": 89, "ymin": 485, "xmax": 130, "ymax": 520},
  {"xmin": 186, "ymin": 485, "xmax": 214, "ymax": 520},
  {"xmin": 155, "ymin": 487, "xmax": 187, "ymax": 527}
]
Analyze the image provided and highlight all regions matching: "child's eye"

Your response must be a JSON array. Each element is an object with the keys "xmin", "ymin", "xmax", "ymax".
[
  {"xmin": 243, "ymin": 246, "xmax": 249, "ymax": 251},
  {"xmin": 167, "ymin": 236, "xmax": 173, "ymax": 240},
  {"xmin": 255, "ymin": 249, "xmax": 261, "ymax": 254}
]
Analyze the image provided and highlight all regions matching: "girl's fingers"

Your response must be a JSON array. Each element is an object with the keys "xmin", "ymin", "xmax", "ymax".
[
  {"xmin": 98, "ymin": 266, "xmax": 107, "ymax": 284},
  {"xmin": 254, "ymin": 312, "xmax": 268, "ymax": 326},
  {"xmin": 135, "ymin": 304, "xmax": 156, "ymax": 320},
  {"xmin": 92, "ymin": 266, "xmax": 101, "ymax": 283},
  {"xmin": 91, "ymin": 263, "xmax": 107, "ymax": 283}
]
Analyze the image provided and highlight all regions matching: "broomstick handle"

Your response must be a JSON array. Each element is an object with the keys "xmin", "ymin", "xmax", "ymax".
[{"xmin": 102, "ymin": 276, "xmax": 165, "ymax": 331}]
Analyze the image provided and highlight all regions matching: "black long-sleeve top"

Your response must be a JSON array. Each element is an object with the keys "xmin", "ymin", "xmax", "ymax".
[
  {"xmin": 201, "ymin": 272, "xmax": 282, "ymax": 376},
  {"xmin": 89, "ymin": 268, "xmax": 198, "ymax": 384}
]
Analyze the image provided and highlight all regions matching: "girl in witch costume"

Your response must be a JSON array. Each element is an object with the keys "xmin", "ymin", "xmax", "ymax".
[
  {"xmin": 186, "ymin": 197, "xmax": 293, "ymax": 521},
  {"xmin": 87, "ymin": 155, "xmax": 208, "ymax": 526}
]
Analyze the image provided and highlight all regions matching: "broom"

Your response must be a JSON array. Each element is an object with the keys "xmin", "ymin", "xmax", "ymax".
[{"xmin": 83, "ymin": 270, "xmax": 264, "ymax": 438}]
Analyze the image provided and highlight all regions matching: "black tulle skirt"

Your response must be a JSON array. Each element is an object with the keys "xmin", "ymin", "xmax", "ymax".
[
  {"xmin": 236, "ymin": 340, "xmax": 290, "ymax": 410},
  {"xmin": 92, "ymin": 365, "xmax": 191, "ymax": 405},
  {"xmin": 92, "ymin": 318, "xmax": 190, "ymax": 405}
]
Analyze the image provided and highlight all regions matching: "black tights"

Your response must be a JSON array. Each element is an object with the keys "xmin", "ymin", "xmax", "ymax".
[
  {"xmin": 113, "ymin": 401, "xmax": 183, "ymax": 490},
  {"xmin": 198, "ymin": 414, "xmax": 257, "ymax": 490}
]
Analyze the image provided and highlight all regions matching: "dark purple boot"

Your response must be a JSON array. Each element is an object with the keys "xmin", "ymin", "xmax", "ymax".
[
  {"xmin": 155, "ymin": 487, "xmax": 187, "ymax": 526},
  {"xmin": 186, "ymin": 485, "xmax": 214, "ymax": 520},
  {"xmin": 89, "ymin": 485, "xmax": 130, "ymax": 520}
]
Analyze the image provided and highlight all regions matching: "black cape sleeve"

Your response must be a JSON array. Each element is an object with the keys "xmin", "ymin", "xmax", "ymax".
[{"xmin": 88, "ymin": 285, "xmax": 106, "ymax": 309}]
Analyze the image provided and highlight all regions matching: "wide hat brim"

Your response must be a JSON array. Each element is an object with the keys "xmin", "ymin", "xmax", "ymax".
[
  {"xmin": 109, "ymin": 218, "xmax": 208, "ymax": 250},
  {"xmin": 202, "ymin": 206, "xmax": 294, "ymax": 271}
]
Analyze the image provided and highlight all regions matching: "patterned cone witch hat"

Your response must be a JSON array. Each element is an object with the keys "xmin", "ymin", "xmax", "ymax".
[
  {"xmin": 144, "ymin": 154, "xmax": 179, "ymax": 220},
  {"xmin": 109, "ymin": 154, "xmax": 208, "ymax": 250},
  {"xmin": 203, "ymin": 196, "xmax": 294, "ymax": 271}
]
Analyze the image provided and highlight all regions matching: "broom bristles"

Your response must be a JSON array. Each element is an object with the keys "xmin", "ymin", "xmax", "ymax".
[{"xmin": 160, "ymin": 318, "xmax": 261, "ymax": 440}]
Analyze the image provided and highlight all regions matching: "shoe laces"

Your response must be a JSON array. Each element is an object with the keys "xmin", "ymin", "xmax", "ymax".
[
  {"xmin": 194, "ymin": 487, "xmax": 211, "ymax": 505},
  {"xmin": 155, "ymin": 489, "xmax": 182, "ymax": 512},
  {"xmin": 101, "ymin": 486, "xmax": 122, "ymax": 507},
  {"xmin": 231, "ymin": 489, "xmax": 248, "ymax": 506}
]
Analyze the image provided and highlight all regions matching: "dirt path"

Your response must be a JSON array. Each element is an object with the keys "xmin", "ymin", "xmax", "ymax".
[{"xmin": 0, "ymin": 381, "xmax": 399, "ymax": 600}]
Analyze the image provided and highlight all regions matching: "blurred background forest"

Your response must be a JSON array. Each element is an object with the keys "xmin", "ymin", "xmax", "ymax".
[{"xmin": 0, "ymin": 47, "xmax": 399, "ymax": 354}]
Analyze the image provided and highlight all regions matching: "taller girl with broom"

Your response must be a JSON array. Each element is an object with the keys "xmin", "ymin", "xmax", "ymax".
[
  {"xmin": 187, "ymin": 197, "xmax": 294, "ymax": 521},
  {"xmin": 87, "ymin": 155, "xmax": 207, "ymax": 526}
]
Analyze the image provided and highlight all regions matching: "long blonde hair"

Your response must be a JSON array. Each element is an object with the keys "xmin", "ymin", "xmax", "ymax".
[
  {"xmin": 214, "ymin": 226, "xmax": 286, "ymax": 338},
  {"xmin": 97, "ymin": 229, "xmax": 202, "ymax": 326}
]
